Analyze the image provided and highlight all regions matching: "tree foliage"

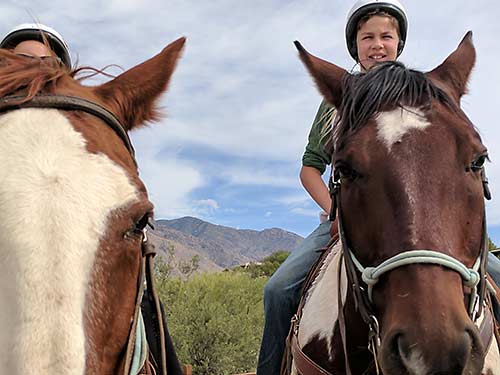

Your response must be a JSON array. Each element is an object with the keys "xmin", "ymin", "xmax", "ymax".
[
  {"xmin": 154, "ymin": 243, "xmax": 200, "ymax": 279},
  {"xmin": 153, "ymin": 247, "xmax": 292, "ymax": 374},
  {"xmin": 157, "ymin": 271, "xmax": 266, "ymax": 375},
  {"xmin": 235, "ymin": 250, "xmax": 290, "ymax": 278},
  {"xmin": 489, "ymin": 237, "xmax": 497, "ymax": 252}
]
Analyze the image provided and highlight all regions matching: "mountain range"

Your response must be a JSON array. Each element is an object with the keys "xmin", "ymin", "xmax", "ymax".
[{"xmin": 149, "ymin": 216, "xmax": 304, "ymax": 273}]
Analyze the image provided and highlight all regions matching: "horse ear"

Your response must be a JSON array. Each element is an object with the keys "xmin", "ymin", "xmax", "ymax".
[
  {"xmin": 94, "ymin": 37, "xmax": 186, "ymax": 130},
  {"xmin": 427, "ymin": 32, "xmax": 475, "ymax": 102},
  {"xmin": 294, "ymin": 41, "xmax": 347, "ymax": 108}
]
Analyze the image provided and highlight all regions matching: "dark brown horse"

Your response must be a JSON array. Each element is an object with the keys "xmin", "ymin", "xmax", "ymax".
[
  {"xmin": 0, "ymin": 38, "xmax": 185, "ymax": 374},
  {"xmin": 288, "ymin": 33, "xmax": 500, "ymax": 374}
]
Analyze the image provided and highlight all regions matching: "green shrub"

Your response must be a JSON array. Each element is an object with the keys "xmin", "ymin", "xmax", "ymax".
[
  {"xmin": 157, "ymin": 272, "xmax": 266, "ymax": 375},
  {"xmin": 236, "ymin": 251, "xmax": 290, "ymax": 278}
]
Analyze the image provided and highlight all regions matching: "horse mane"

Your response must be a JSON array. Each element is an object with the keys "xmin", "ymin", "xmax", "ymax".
[
  {"xmin": 332, "ymin": 61, "xmax": 456, "ymax": 148},
  {"xmin": 0, "ymin": 49, "xmax": 114, "ymax": 104}
]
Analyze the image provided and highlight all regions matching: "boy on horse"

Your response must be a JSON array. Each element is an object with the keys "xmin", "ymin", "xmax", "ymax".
[{"xmin": 256, "ymin": 1, "xmax": 500, "ymax": 374}]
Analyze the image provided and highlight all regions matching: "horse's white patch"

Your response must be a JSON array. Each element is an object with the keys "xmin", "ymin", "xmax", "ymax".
[
  {"xmin": 376, "ymin": 108, "xmax": 430, "ymax": 150},
  {"xmin": 0, "ymin": 109, "xmax": 138, "ymax": 375},
  {"xmin": 297, "ymin": 242, "xmax": 345, "ymax": 361},
  {"xmin": 476, "ymin": 311, "xmax": 500, "ymax": 375},
  {"xmin": 483, "ymin": 338, "xmax": 500, "ymax": 375}
]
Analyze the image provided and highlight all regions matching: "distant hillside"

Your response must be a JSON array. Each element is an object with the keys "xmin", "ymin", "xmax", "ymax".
[{"xmin": 151, "ymin": 216, "xmax": 303, "ymax": 269}]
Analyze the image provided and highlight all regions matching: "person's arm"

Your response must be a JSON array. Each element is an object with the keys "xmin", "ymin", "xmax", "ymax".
[
  {"xmin": 300, "ymin": 99, "xmax": 340, "ymax": 238},
  {"xmin": 300, "ymin": 165, "xmax": 339, "ymax": 238},
  {"xmin": 300, "ymin": 165, "xmax": 331, "ymax": 214}
]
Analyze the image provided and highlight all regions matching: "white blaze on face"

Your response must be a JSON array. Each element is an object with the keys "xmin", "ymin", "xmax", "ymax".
[
  {"xmin": 376, "ymin": 108, "xmax": 431, "ymax": 150},
  {"xmin": 0, "ymin": 109, "xmax": 138, "ymax": 375},
  {"xmin": 296, "ymin": 242, "xmax": 345, "ymax": 361}
]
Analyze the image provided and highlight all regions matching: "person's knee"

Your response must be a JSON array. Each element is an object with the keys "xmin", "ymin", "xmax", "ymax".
[
  {"xmin": 264, "ymin": 276, "xmax": 289, "ymax": 307},
  {"xmin": 488, "ymin": 253, "xmax": 500, "ymax": 269}
]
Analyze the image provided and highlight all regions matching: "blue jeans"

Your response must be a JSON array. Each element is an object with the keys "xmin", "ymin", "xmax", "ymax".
[
  {"xmin": 256, "ymin": 221, "xmax": 331, "ymax": 375},
  {"xmin": 256, "ymin": 224, "xmax": 500, "ymax": 375},
  {"xmin": 488, "ymin": 252, "xmax": 500, "ymax": 322}
]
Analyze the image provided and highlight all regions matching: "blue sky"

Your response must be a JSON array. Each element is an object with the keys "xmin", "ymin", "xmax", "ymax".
[{"xmin": 1, "ymin": 0, "xmax": 499, "ymax": 245}]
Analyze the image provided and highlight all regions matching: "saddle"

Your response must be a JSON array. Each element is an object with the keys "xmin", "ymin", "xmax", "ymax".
[
  {"xmin": 281, "ymin": 239, "xmax": 500, "ymax": 375},
  {"xmin": 280, "ymin": 236, "xmax": 338, "ymax": 375}
]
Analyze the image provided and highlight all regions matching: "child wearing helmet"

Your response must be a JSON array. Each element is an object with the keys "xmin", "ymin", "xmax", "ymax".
[
  {"xmin": 0, "ymin": 23, "xmax": 71, "ymax": 68},
  {"xmin": 257, "ymin": 1, "xmax": 500, "ymax": 373}
]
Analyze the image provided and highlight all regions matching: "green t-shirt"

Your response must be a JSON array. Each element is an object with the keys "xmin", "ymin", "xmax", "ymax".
[{"xmin": 301, "ymin": 99, "xmax": 336, "ymax": 175}]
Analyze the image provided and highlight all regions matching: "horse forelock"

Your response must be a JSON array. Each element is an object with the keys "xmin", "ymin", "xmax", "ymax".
[
  {"xmin": 0, "ymin": 108, "xmax": 139, "ymax": 374},
  {"xmin": 0, "ymin": 49, "xmax": 114, "ymax": 105},
  {"xmin": 332, "ymin": 61, "xmax": 456, "ymax": 150}
]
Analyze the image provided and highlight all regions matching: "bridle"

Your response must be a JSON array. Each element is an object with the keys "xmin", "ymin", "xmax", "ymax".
[
  {"xmin": 0, "ymin": 94, "xmax": 136, "ymax": 163},
  {"xmin": 0, "ymin": 94, "xmax": 167, "ymax": 375},
  {"xmin": 329, "ymin": 166, "xmax": 493, "ymax": 375}
]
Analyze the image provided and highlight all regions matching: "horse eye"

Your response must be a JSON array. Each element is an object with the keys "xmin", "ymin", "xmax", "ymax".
[
  {"xmin": 470, "ymin": 154, "xmax": 488, "ymax": 172},
  {"xmin": 336, "ymin": 164, "xmax": 357, "ymax": 180},
  {"xmin": 134, "ymin": 212, "xmax": 153, "ymax": 232}
]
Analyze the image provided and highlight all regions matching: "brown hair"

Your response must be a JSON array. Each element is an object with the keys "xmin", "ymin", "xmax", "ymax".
[
  {"xmin": 357, "ymin": 10, "xmax": 400, "ymax": 37},
  {"xmin": 0, "ymin": 49, "xmax": 115, "ymax": 104}
]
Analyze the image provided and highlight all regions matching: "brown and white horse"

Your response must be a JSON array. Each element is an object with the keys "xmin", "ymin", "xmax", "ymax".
[
  {"xmin": 289, "ymin": 33, "xmax": 500, "ymax": 374},
  {"xmin": 0, "ymin": 38, "xmax": 185, "ymax": 374}
]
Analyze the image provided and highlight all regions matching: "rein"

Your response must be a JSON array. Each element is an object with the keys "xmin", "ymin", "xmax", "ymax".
[{"xmin": 0, "ymin": 94, "xmax": 166, "ymax": 375}]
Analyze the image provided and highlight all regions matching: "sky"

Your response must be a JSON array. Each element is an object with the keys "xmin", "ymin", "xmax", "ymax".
[{"xmin": 1, "ymin": 0, "xmax": 499, "ymax": 245}]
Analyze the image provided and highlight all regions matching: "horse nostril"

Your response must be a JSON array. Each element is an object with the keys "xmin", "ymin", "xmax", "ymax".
[
  {"xmin": 393, "ymin": 333, "xmax": 412, "ymax": 363},
  {"xmin": 386, "ymin": 331, "xmax": 408, "ymax": 360},
  {"xmin": 389, "ymin": 328, "xmax": 476, "ymax": 374}
]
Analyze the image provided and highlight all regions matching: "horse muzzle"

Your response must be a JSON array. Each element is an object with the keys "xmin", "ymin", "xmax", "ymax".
[{"xmin": 379, "ymin": 313, "xmax": 484, "ymax": 374}]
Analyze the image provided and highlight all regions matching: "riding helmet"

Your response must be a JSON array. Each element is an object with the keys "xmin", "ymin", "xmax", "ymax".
[
  {"xmin": 345, "ymin": 0, "xmax": 408, "ymax": 61},
  {"xmin": 0, "ymin": 23, "xmax": 71, "ymax": 68}
]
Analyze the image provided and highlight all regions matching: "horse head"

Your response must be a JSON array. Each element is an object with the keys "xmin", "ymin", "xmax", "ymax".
[
  {"xmin": 0, "ymin": 37, "xmax": 185, "ymax": 374},
  {"xmin": 295, "ymin": 33, "xmax": 494, "ymax": 374}
]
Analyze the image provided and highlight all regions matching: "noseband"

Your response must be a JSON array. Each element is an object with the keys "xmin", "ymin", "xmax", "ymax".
[
  {"xmin": 0, "ymin": 94, "xmax": 167, "ymax": 375},
  {"xmin": 329, "ymin": 168, "xmax": 492, "ymax": 375}
]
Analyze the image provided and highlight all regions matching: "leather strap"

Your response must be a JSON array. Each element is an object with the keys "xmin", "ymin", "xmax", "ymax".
[
  {"xmin": 122, "ymin": 234, "xmax": 167, "ymax": 375},
  {"xmin": 0, "ymin": 94, "xmax": 136, "ymax": 164},
  {"xmin": 123, "ymin": 256, "xmax": 147, "ymax": 374},
  {"xmin": 337, "ymin": 253, "xmax": 352, "ymax": 375},
  {"xmin": 479, "ymin": 298, "xmax": 494, "ymax": 353},
  {"xmin": 291, "ymin": 334, "xmax": 333, "ymax": 375},
  {"xmin": 145, "ymin": 248, "xmax": 168, "ymax": 375}
]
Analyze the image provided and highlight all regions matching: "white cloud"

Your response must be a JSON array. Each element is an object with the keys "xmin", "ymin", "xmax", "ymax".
[
  {"xmin": 219, "ymin": 166, "xmax": 297, "ymax": 187},
  {"xmin": 135, "ymin": 156, "xmax": 204, "ymax": 219},
  {"xmin": 194, "ymin": 199, "xmax": 220, "ymax": 210},
  {"xmin": 1, "ymin": 0, "xmax": 499, "ymax": 231},
  {"xmin": 291, "ymin": 208, "xmax": 320, "ymax": 218},
  {"xmin": 276, "ymin": 193, "xmax": 311, "ymax": 207}
]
